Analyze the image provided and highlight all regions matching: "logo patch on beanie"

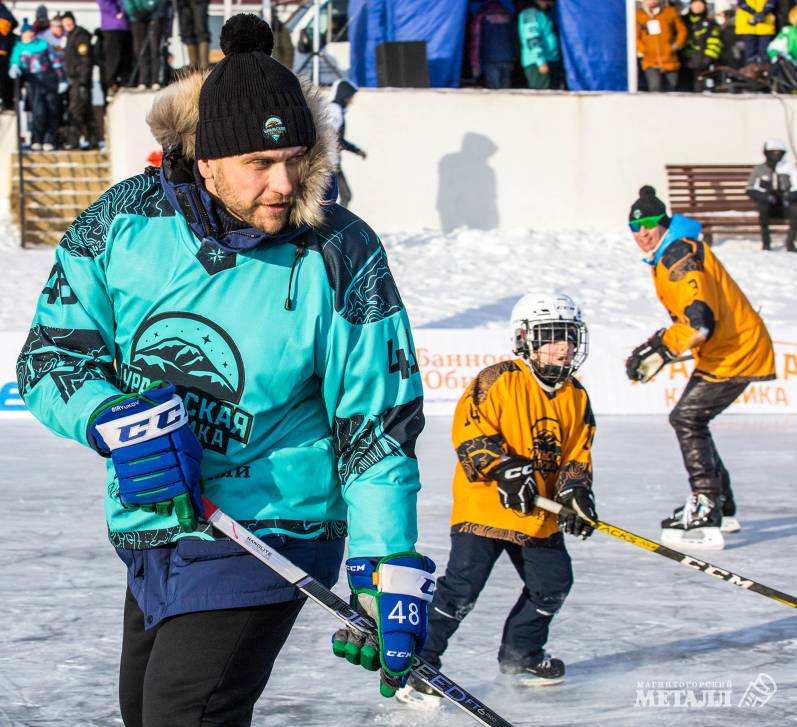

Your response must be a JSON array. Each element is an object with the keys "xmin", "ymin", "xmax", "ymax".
[
  {"xmin": 263, "ymin": 116, "xmax": 287, "ymax": 143},
  {"xmin": 633, "ymin": 209, "xmax": 642, "ymax": 219}
]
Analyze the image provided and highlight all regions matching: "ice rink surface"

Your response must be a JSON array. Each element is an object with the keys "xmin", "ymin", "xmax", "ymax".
[{"xmin": 1, "ymin": 415, "xmax": 796, "ymax": 727}]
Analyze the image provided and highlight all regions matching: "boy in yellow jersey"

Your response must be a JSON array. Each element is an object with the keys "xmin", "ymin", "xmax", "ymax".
[
  {"xmin": 398, "ymin": 293, "xmax": 597, "ymax": 700},
  {"xmin": 625, "ymin": 186, "xmax": 775, "ymax": 550}
]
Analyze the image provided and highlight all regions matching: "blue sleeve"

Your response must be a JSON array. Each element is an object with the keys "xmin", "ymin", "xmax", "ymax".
[
  {"xmin": 17, "ymin": 213, "xmax": 122, "ymax": 447},
  {"xmin": 541, "ymin": 13, "xmax": 559, "ymax": 63},
  {"xmin": 9, "ymin": 42, "xmax": 22, "ymax": 70},
  {"xmin": 316, "ymin": 223, "xmax": 424, "ymax": 558}
]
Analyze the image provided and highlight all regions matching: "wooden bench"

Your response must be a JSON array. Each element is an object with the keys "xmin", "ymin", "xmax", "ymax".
[{"xmin": 666, "ymin": 164, "xmax": 788, "ymax": 244}]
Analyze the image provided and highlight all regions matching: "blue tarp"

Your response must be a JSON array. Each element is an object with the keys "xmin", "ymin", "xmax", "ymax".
[
  {"xmin": 557, "ymin": 0, "xmax": 628, "ymax": 91},
  {"xmin": 348, "ymin": 0, "xmax": 628, "ymax": 91},
  {"xmin": 348, "ymin": 0, "xmax": 469, "ymax": 88}
]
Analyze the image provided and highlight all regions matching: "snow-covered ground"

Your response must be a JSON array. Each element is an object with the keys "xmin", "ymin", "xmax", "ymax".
[
  {"xmin": 1, "ymin": 416, "xmax": 795, "ymax": 726},
  {"xmin": 2, "ymin": 220, "xmax": 796, "ymax": 725},
  {"xmin": 3, "ymin": 220, "xmax": 797, "ymax": 335}
]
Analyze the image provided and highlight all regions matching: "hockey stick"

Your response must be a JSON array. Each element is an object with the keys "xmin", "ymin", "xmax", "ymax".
[
  {"xmin": 534, "ymin": 495, "xmax": 797, "ymax": 609},
  {"xmin": 201, "ymin": 497, "xmax": 515, "ymax": 727}
]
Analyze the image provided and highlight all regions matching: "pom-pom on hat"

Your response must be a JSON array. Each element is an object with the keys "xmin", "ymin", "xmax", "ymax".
[
  {"xmin": 629, "ymin": 185, "xmax": 669, "ymax": 224},
  {"xmin": 195, "ymin": 13, "xmax": 316, "ymax": 160}
]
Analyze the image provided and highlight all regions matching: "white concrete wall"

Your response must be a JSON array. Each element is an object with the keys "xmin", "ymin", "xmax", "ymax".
[{"xmin": 105, "ymin": 88, "xmax": 796, "ymax": 233}]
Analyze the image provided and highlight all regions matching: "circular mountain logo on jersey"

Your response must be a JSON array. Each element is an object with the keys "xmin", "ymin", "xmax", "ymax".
[
  {"xmin": 263, "ymin": 116, "xmax": 287, "ymax": 143},
  {"xmin": 119, "ymin": 312, "xmax": 253, "ymax": 453}
]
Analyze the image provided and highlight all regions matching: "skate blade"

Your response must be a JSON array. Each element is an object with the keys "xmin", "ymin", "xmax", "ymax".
[
  {"xmin": 497, "ymin": 672, "xmax": 565, "ymax": 688},
  {"xmin": 661, "ymin": 527, "xmax": 725, "ymax": 550},
  {"xmin": 721, "ymin": 516, "xmax": 741, "ymax": 533},
  {"xmin": 394, "ymin": 685, "xmax": 443, "ymax": 708}
]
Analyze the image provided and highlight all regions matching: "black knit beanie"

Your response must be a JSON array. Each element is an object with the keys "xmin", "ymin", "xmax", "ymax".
[
  {"xmin": 195, "ymin": 14, "xmax": 316, "ymax": 160},
  {"xmin": 629, "ymin": 185, "xmax": 669, "ymax": 224}
]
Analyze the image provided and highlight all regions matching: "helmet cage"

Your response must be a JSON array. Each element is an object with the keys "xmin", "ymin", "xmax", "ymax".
[{"xmin": 513, "ymin": 319, "xmax": 589, "ymax": 385}]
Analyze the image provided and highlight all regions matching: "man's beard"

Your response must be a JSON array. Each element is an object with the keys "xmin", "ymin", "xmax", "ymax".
[{"xmin": 212, "ymin": 169, "xmax": 295, "ymax": 234}]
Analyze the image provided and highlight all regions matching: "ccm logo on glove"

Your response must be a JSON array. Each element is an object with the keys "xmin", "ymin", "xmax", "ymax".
[{"xmin": 95, "ymin": 397, "xmax": 188, "ymax": 448}]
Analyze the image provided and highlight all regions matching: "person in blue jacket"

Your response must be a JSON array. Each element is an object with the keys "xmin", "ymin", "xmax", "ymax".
[
  {"xmin": 517, "ymin": 0, "xmax": 559, "ymax": 90},
  {"xmin": 18, "ymin": 13, "xmax": 434, "ymax": 726},
  {"xmin": 9, "ymin": 17, "xmax": 65, "ymax": 150}
]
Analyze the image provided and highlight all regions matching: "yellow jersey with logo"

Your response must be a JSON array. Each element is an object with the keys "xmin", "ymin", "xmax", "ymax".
[
  {"xmin": 653, "ymin": 238, "xmax": 775, "ymax": 383},
  {"xmin": 450, "ymin": 359, "xmax": 595, "ymax": 543}
]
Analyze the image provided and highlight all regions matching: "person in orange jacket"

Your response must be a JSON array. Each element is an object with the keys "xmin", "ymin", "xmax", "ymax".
[
  {"xmin": 625, "ymin": 186, "xmax": 775, "ymax": 550},
  {"xmin": 637, "ymin": 0, "xmax": 687, "ymax": 92},
  {"xmin": 398, "ymin": 293, "xmax": 597, "ymax": 702}
]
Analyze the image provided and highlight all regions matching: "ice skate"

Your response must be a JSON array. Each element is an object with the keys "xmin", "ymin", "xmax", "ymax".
[
  {"xmin": 394, "ymin": 673, "xmax": 443, "ymax": 707},
  {"xmin": 499, "ymin": 652, "xmax": 565, "ymax": 686},
  {"xmin": 661, "ymin": 493, "xmax": 724, "ymax": 550}
]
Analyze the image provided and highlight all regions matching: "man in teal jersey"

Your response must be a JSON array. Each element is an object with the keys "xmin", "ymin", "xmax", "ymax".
[{"xmin": 18, "ymin": 13, "xmax": 434, "ymax": 726}]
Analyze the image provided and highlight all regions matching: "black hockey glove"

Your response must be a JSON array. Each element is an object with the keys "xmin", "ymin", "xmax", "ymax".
[
  {"xmin": 555, "ymin": 484, "xmax": 598, "ymax": 539},
  {"xmin": 625, "ymin": 329, "xmax": 675, "ymax": 383},
  {"xmin": 491, "ymin": 456, "xmax": 537, "ymax": 515}
]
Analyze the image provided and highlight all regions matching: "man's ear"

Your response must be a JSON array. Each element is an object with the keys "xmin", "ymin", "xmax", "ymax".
[{"xmin": 197, "ymin": 158, "xmax": 212, "ymax": 181}]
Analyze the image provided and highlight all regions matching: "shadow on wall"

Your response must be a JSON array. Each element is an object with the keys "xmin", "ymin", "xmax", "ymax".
[{"xmin": 437, "ymin": 132, "xmax": 499, "ymax": 232}]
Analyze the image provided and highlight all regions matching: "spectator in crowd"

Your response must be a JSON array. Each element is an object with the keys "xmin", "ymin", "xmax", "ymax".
[
  {"xmin": 682, "ymin": 0, "xmax": 722, "ymax": 90},
  {"xmin": 735, "ymin": 0, "xmax": 776, "ymax": 64},
  {"xmin": 176, "ymin": 0, "xmax": 209, "ymax": 69},
  {"xmin": 636, "ymin": 0, "xmax": 687, "ymax": 92},
  {"xmin": 715, "ymin": 1, "xmax": 745, "ymax": 68},
  {"xmin": 747, "ymin": 138, "xmax": 797, "ymax": 251},
  {"xmin": 62, "ymin": 11, "xmax": 98, "ymax": 149},
  {"xmin": 469, "ymin": 0, "xmax": 516, "ymax": 89},
  {"xmin": 271, "ymin": 13, "xmax": 294, "ymax": 70},
  {"xmin": 39, "ymin": 13, "xmax": 66, "ymax": 62},
  {"xmin": 768, "ymin": 5, "xmax": 797, "ymax": 61},
  {"xmin": 9, "ymin": 17, "xmax": 65, "ymax": 150},
  {"xmin": 0, "ymin": 1, "xmax": 18, "ymax": 110},
  {"xmin": 775, "ymin": 0, "xmax": 795, "ymax": 31},
  {"xmin": 123, "ymin": 0, "xmax": 166, "ymax": 89},
  {"xmin": 328, "ymin": 78, "xmax": 366, "ymax": 208},
  {"xmin": 97, "ymin": 0, "xmax": 131, "ymax": 97},
  {"xmin": 32, "ymin": 4, "xmax": 49, "ymax": 34},
  {"xmin": 517, "ymin": 0, "xmax": 559, "ymax": 90}
]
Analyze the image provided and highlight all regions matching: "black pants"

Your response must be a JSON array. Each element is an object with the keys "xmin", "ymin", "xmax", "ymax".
[
  {"xmin": 119, "ymin": 588, "xmax": 304, "ymax": 727},
  {"xmin": 102, "ymin": 30, "xmax": 133, "ymax": 89},
  {"xmin": 420, "ymin": 532, "xmax": 573, "ymax": 668},
  {"xmin": 669, "ymin": 375, "xmax": 748, "ymax": 497},
  {"xmin": 0, "ymin": 53, "xmax": 13, "ymax": 109},
  {"xmin": 26, "ymin": 74, "xmax": 60, "ymax": 145},
  {"xmin": 754, "ymin": 198, "xmax": 797, "ymax": 248},
  {"xmin": 66, "ymin": 83, "xmax": 98, "ymax": 147},
  {"xmin": 177, "ymin": 0, "xmax": 210, "ymax": 44},
  {"xmin": 131, "ymin": 17, "xmax": 162, "ymax": 86}
]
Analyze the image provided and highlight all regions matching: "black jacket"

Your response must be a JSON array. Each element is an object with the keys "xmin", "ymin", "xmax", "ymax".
[
  {"xmin": 0, "ymin": 2, "xmax": 18, "ymax": 56},
  {"xmin": 64, "ymin": 25, "xmax": 93, "ymax": 84}
]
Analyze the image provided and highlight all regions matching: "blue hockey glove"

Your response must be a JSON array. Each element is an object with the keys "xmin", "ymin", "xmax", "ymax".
[
  {"xmin": 8, "ymin": 65, "xmax": 20, "ymax": 80},
  {"xmin": 88, "ymin": 382, "xmax": 203, "ymax": 532},
  {"xmin": 331, "ymin": 552, "xmax": 436, "ymax": 697}
]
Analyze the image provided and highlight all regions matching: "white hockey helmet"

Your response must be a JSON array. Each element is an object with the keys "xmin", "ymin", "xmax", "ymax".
[
  {"xmin": 764, "ymin": 138, "xmax": 787, "ymax": 152},
  {"xmin": 510, "ymin": 293, "xmax": 588, "ymax": 385}
]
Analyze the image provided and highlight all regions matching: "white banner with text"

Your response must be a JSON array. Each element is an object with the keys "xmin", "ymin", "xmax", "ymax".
[{"xmin": 3, "ymin": 328, "xmax": 797, "ymax": 418}]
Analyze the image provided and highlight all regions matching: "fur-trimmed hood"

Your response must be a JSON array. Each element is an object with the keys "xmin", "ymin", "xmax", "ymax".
[{"xmin": 146, "ymin": 70, "xmax": 337, "ymax": 235}]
